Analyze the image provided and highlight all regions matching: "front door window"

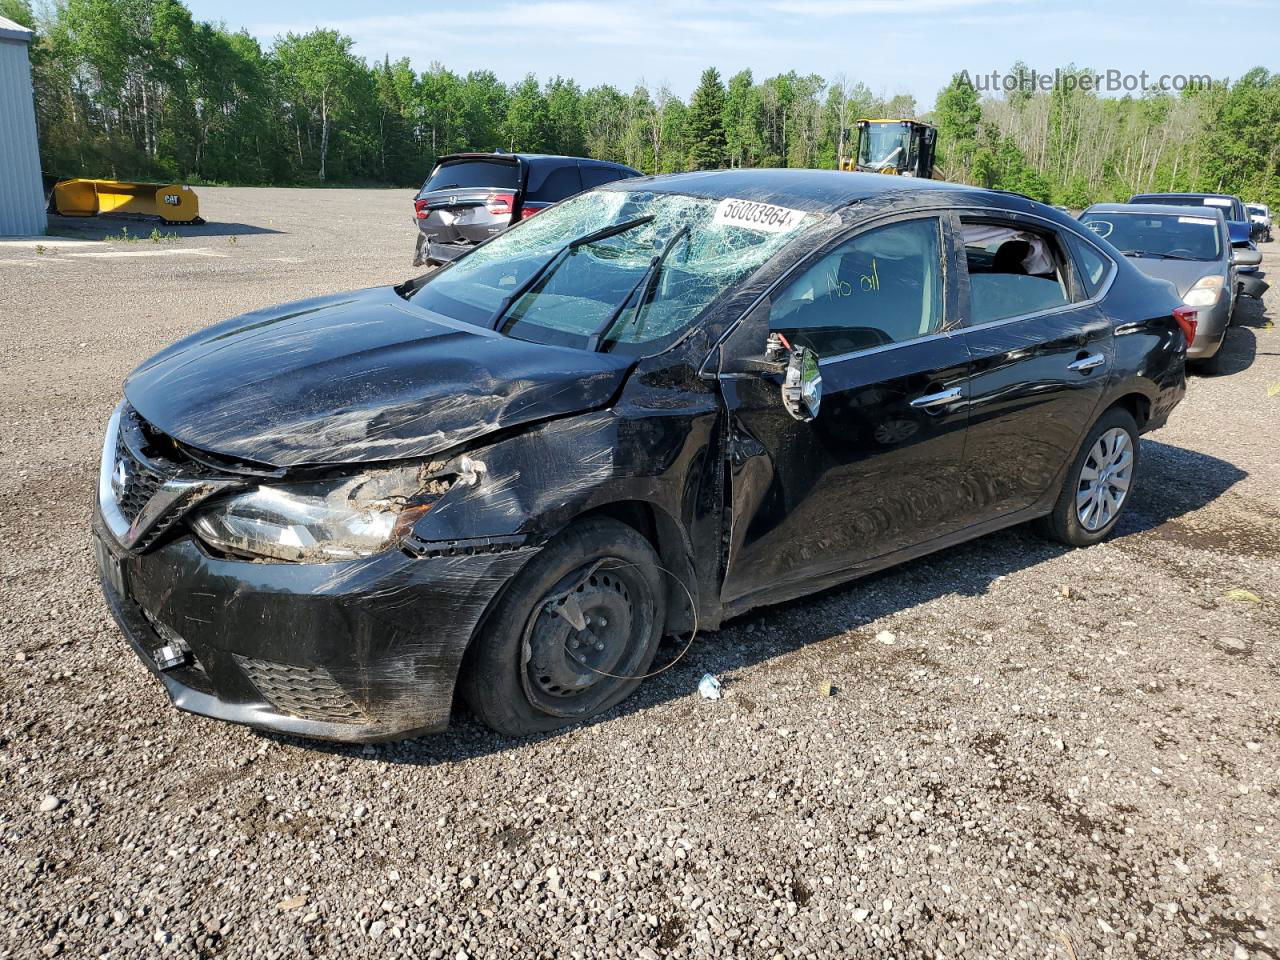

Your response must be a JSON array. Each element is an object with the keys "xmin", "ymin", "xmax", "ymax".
[{"xmin": 769, "ymin": 217, "xmax": 946, "ymax": 357}]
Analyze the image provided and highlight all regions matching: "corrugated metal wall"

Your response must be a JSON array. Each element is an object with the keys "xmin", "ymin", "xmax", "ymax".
[{"xmin": 0, "ymin": 31, "xmax": 47, "ymax": 236}]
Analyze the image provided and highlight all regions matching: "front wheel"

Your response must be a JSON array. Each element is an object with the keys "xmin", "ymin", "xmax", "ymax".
[
  {"xmin": 1036, "ymin": 407, "xmax": 1140, "ymax": 547},
  {"xmin": 460, "ymin": 518, "xmax": 666, "ymax": 736}
]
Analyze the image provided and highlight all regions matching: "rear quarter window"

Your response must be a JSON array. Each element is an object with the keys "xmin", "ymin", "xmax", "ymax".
[
  {"xmin": 525, "ymin": 163, "xmax": 584, "ymax": 203},
  {"xmin": 1064, "ymin": 233, "xmax": 1112, "ymax": 298},
  {"xmin": 580, "ymin": 165, "xmax": 631, "ymax": 189},
  {"xmin": 1202, "ymin": 197, "xmax": 1243, "ymax": 221}
]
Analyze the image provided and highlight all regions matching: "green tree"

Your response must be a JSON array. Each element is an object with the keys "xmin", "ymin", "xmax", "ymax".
[
  {"xmin": 16, "ymin": 2, "xmax": 1280, "ymax": 205},
  {"xmin": 272, "ymin": 29, "xmax": 362, "ymax": 181},
  {"xmin": 723, "ymin": 69, "xmax": 763, "ymax": 168},
  {"xmin": 686, "ymin": 67, "xmax": 726, "ymax": 169},
  {"xmin": 503, "ymin": 74, "xmax": 550, "ymax": 152},
  {"xmin": 581, "ymin": 84, "xmax": 628, "ymax": 164},
  {"xmin": 545, "ymin": 76, "xmax": 585, "ymax": 156},
  {"xmin": 933, "ymin": 73, "xmax": 982, "ymax": 177},
  {"xmin": 0, "ymin": 0, "xmax": 34, "ymax": 27}
]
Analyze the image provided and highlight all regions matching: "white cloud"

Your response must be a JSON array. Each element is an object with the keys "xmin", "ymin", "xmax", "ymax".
[
  {"xmin": 249, "ymin": 0, "xmax": 821, "ymax": 83},
  {"xmin": 766, "ymin": 0, "xmax": 1008, "ymax": 14}
]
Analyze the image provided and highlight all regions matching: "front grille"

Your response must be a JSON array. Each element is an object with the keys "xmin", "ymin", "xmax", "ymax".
[
  {"xmin": 113, "ymin": 421, "xmax": 167, "ymax": 525},
  {"xmin": 234, "ymin": 655, "xmax": 367, "ymax": 724},
  {"xmin": 104, "ymin": 405, "xmax": 232, "ymax": 551}
]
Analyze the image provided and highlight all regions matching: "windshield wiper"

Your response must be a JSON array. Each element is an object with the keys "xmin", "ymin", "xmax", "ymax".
[
  {"xmin": 1120, "ymin": 249, "xmax": 1198, "ymax": 261},
  {"xmin": 489, "ymin": 215, "xmax": 655, "ymax": 333},
  {"xmin": 587, "ymin": 224, "xmax": 691, "ymax": 351}
]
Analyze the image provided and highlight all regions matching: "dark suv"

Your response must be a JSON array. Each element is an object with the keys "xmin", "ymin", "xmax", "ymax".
[{"xmin": 412, "ymin": 153, "xmax": 642, "ymax": 266}]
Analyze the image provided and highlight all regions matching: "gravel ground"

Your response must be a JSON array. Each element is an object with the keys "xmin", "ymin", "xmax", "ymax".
[{"xmin": 1, "ymin": 187, "xmax": 1277, "ymax": 960}]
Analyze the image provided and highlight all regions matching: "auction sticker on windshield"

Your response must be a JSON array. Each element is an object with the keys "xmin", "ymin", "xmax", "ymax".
[
  {"xmin": 713, "ymin": 198, "xmax": 806, "ymax": 234},
  {"xmin": 1178, "ymin": 216, "xmax": 1216, "ymax": 226}
]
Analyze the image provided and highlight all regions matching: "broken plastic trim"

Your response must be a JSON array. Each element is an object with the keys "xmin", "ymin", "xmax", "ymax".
[{"xmin": 400, "ymin": 533, "xmax": 530, "ymax": 558}]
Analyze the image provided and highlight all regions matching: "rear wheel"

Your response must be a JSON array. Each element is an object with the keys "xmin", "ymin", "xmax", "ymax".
[
  {"xmin": 1036, "ymin": 407, "xmax": 1139, "ymax": 547},
  {"xmin": 461, "ymin": 518, "xmax": 666, "ymax": 736}
]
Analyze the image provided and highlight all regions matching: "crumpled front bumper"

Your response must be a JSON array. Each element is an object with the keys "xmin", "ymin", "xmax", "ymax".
[{"xmin": 94, "ymin": 506, "xmax": 536, "ymax": 742}]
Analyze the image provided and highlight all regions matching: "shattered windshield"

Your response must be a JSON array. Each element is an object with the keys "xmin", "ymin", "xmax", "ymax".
[{"xmin": 409, "ymin": 189, "xmax": 819, "ymax": 354}]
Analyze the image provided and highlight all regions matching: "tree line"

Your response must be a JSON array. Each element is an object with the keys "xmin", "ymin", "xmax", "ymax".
[{"xmin": 5, "ymin": 0, "xmax": 1277, "ymax": 210}]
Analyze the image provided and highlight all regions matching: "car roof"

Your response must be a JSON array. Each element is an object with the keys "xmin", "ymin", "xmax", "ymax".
[
  {"xmin": 601, "ymin": 168, "xmax": 1020, "ymax": 214},
  {"xmin": 437, "ymin": 152, "xmax": 636, "ymax": 171},
  {"xmin": 1085, "ymin": 203, "xmax": 1227, "ymax": 220},
  {"xmin": 1129, "ymin": 191, "xmax": 1242, "ymax": 206},
  {"xmin": 1129, "ymin": 191, "xmax": 1239, "ymax": 199}
]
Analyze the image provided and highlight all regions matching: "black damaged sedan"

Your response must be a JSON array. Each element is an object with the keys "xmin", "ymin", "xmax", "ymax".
[{"xmin": 94, "ymin": 170, "xmax": 1189, "ymax": 741}]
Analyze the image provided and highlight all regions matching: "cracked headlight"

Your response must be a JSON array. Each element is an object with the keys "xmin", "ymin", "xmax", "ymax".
[{"xmin": 190, "ymin": 464, "xmax": 452, "ymax": 562}]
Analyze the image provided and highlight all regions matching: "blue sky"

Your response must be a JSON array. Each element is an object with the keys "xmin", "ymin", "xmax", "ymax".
[{"xmin": 184, "ymin": 0, "xmax": 1276, "ymax": 106}]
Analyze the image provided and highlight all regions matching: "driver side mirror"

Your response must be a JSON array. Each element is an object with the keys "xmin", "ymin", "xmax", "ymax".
[
  {"xmin": 1233, "ymin": 249, "xmax": 1262, "ymax": 267},
  {"xmin": 779, "ymin": 340, "xmax": 822, "ymax": 422}
]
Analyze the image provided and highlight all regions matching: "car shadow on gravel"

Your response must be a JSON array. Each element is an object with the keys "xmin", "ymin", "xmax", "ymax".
[
  {"xmin": 1210, "ymin": 287, "xmax": 1268, "ymax": 376},
  {"xmin": 262, "ymin": 440, "xmax": 1246, "ymax": 768},
  {"xmin": 47, "ymin": 214, "xmax": 282, "ymax": 240}
]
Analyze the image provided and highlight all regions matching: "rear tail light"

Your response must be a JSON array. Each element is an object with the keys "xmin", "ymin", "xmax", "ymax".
[
  {"xmin": 485, "ymin": 193, "xmax": 515, "ymax": 217},
  {"xmin": 1172, "ymin": 305, "xmax": 1198, "ymax": 347},
  {"xmin": 414, "ymin": 198, "xmax": 428, "ymax": 220},
  {"xmin": 520, "ymin": 205, "xmax": 544, "ymax": 220}
]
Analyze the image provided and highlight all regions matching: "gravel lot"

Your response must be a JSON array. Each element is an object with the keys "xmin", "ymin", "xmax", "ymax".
[{"xmin": 1, "ymin": 187, "xmax": 1277, "ymax": 960}]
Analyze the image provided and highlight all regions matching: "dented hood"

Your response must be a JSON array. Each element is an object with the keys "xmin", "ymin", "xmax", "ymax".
[{"xmin": 124, "ymin": 287, "xmax": 633, "ymax": 468}]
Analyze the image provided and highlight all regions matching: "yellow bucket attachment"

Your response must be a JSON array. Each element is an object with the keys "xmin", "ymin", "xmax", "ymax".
[{"xmin": 53, "ymin": 179, "xmax": 203, "ymax": 224}]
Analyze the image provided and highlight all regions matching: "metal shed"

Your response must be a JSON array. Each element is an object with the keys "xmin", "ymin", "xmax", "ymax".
[{"xmin": 0, "ymin": 15, "xmax": 46, "ymax": 236}]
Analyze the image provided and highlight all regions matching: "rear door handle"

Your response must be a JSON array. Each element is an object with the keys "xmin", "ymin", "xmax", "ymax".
[
  {"xmin": 1068, "ymin": 353, "xmax": 1106, "ymax": 373},
  {"xmin": 910, "ymin": 386, "xmax": 963, "ymax": 410}
]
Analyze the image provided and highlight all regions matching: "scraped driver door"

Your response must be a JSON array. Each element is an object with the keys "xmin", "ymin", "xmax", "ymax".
[{"xmin": 717, "ymin": 214, "xmax": 972, "ymax": 610}]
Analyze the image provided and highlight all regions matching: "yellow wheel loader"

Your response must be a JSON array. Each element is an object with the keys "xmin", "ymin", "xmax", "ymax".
[{"xmin": 842, "ymin": 119, "xmax": 937, "ymax": 179}]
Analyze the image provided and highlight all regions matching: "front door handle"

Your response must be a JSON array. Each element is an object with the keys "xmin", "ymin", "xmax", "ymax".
[
  {"xmin": 1068, "ymin": 353, "xmax": 1106, "ymax": 373},
  {"xmin": 910, "ymin": 386, "xmax": 963, "ymax": 410}
]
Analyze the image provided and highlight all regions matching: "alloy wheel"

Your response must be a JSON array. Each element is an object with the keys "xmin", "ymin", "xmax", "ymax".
[{"xmin": 1076, "ymin": 427, "xmax": 1133, "ymax": 531}]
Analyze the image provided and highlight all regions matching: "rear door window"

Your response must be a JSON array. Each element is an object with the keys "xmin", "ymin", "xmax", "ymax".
[
  {"xmin": 525, "ymin": 163, "xmax": 584, "ymax": 203},
  {"xmin": 581, "ymin": 165, "xmax": 629, "ymax": 189},
  {"xmin": 420, "ymin": 160, "xmax": 518, "ymax": 194},
  {"xmin": 960, "ymin": 220, "xmax": 1074, "ymax": 324}
]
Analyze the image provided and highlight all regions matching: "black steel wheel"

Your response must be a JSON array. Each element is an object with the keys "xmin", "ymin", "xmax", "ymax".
[{"xmin": 461, "ymin": 518, "xmax": 666, "ymax": 736}]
